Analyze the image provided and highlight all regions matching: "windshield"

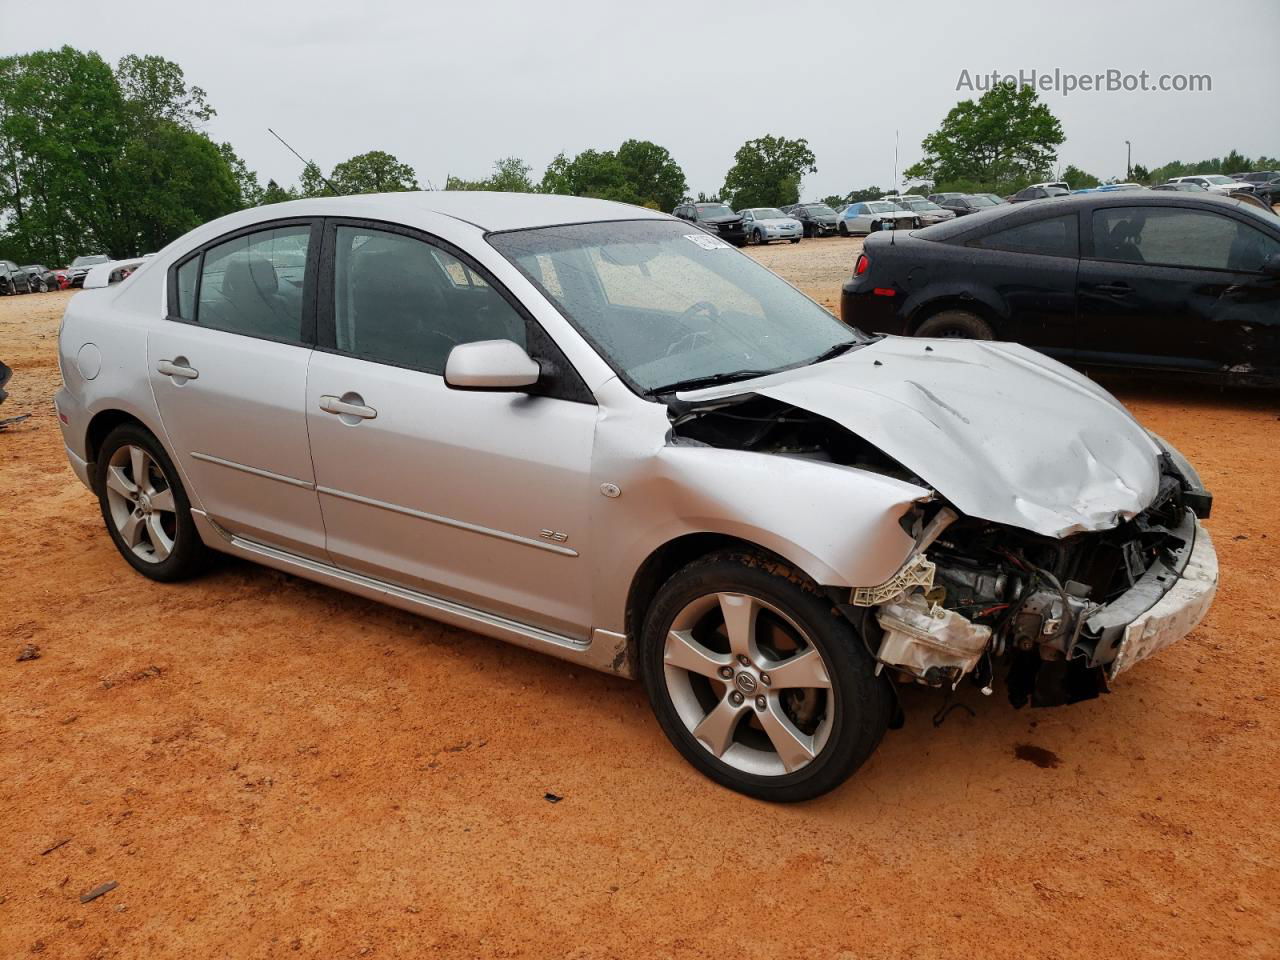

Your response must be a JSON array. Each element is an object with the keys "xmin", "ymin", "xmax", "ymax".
[
  {"xmin": 866, "ymin": 202, "xmax": 898, "ymax": 213},
  {"xmin": 749, "ymin": 208, "xmax": 788, "ymax": 219},
  {"xmin": 488, "ymin": 220, "xmax": 865, "ymax": 395},
  {"xmin": 1203, "ymin": 176, "xmax": 1235, "ymax": 185},
  {"xmin": 71, "ymin": 255, "xmax": 110, "ymax": 267},
  {"xmin": 802, "ymin": 204, "xmax": 836, "ymax": 216},
  {"xmin": 969, "ymin": 195, "xmax": 997, "ymax": 207},
  {"xmin": 899, "ymin": 199, "xmax": 941, "ymax": 211},
  {"xmin": 695, "ymin": 203, "xmax": 735, "ymax": 219}
]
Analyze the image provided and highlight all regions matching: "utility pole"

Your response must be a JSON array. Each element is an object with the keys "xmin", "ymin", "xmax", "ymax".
[{"xmin": 1125, "ymin": 140, "xmax": 1132, "ymax": 181}]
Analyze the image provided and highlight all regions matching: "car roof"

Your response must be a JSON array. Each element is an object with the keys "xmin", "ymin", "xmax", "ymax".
[
  {"xmin": 914, "ymin": 189, "xmax": 1275, "ymax": 241},
  {"xmin": 237, "ymin": 191, "xmax": 671, "ymax": 233}
]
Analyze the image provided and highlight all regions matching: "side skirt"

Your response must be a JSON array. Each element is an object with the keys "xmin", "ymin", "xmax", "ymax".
[{"xmin": 190, "ymin": 510, "xmax": 633, "ymax": 678}]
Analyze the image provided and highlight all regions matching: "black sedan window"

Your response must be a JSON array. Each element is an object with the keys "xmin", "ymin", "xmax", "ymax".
[
  {"xmin": 1091, "ymin": 207, "xmax": 1280, "ymax": 273},
  {"xmin": 970, "ymin": 214, "xmax": 1079, "ymax": 259}
]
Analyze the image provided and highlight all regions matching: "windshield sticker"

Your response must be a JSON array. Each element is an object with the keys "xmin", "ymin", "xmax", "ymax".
[{"xmin": 684, "ymin": 233, "xmax": 730, "ymax": 250}]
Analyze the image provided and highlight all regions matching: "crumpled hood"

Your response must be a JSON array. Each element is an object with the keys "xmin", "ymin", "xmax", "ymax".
[{"xmin": 679, "ymin": 337, "xmax": 1162, "ymax": 539}]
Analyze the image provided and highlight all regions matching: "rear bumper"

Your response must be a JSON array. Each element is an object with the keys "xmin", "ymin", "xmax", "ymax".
[
  {"xmin": 840, "ymin": 283, "xmax": 909, "ymax": 334},
  {"xmin": 53, "ymin": 386, "xmax": 93, "ymax": 491}
]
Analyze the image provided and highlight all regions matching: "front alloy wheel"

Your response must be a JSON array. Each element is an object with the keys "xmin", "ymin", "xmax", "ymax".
[
  {"xmin": 641, "ymin": 552, "xmax": 892, "ymax": 801},
  {"xmin": 664, "ymin": 592, "xmax": 833, "ymax": 776}
]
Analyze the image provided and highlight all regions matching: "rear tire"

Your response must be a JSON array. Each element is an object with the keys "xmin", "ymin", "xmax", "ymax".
[
  {"xmin": 914, "ymin": 309, "xmax": 995, "ymax": 340},
  {"xmin": 640, "ymin": 551, "xmax": 893, "ymax": 802},
  {"xmin": 94, "ymin": 424, "xmax": 209, "ymax": 582}
]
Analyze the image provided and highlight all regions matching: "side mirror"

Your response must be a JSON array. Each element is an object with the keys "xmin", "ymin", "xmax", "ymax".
[
  {"xmin": 444, "ymin": 339, "xmax": 541, "ymax": 391},
  {"xmin": 1262, "ymin": 253, "xmax": 1280, "ymax": 278}
]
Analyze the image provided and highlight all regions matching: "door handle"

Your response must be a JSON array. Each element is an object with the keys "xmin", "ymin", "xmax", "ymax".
[
  {"xmin": 157, "ymin": 358, "xmax": 199, "ymax": 380},
  {"xmin": 1093, "ymin": 282, "xmax": 1132, "ymax": 295},
  {"xmin": 319, "ymin": 393, "xmax": 377, "ymax": 420}
]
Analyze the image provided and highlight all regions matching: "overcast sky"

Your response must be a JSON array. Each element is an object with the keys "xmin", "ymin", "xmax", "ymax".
[{"xmin": 4, "ymin": 0, "xmax": 1276, "ymax": 200}]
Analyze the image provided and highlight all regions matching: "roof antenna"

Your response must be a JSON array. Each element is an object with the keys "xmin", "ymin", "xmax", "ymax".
[
  {"xmin": 268, "ymin": 127, "xmax": 341, "ymax": 196},
  {"xmin": 891, "ymin": 129, "xmax": 899, "ymax": 246}
]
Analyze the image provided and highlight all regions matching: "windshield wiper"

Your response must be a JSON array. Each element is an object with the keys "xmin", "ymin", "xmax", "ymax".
[
  {"xmin": 807, "ymin": 340, "xmax": 860, "ymax": 365},
  {"xmin": 646, "ymin": 368, "xmax": 775, "ymax": 396}
]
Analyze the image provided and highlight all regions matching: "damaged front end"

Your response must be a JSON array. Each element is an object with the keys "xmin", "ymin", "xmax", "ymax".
[
  {"xmin": 853, "ymin": 456, "xmax": 1217, "ymax": 708},
  {"xmin": 668, "ymin": 387, "xmax": 1218, "ymax": 711}
]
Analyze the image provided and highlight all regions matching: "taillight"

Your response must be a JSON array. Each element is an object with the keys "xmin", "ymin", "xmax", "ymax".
[{"xmin": 854, "ymin": 253, "xmax": 869, "ymax": 276}]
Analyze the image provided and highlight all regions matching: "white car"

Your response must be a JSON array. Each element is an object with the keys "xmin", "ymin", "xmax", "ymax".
[
  {"xmin": 883, "ymin": 196, "xmax": 955, "ymax": 226},
  {"xmin": 1166, "ymin": 175, "xmax": 1253, "ymax": 196},
  {"xmin": 83, "ymin": 257, "xmax": 148, "ymax": 289},
  {"xmin": 838, "ymin": 201, "xmax": 920, "ymax": 236},
  {"xmin": 739, "ymin": 208, "xmax": 803, "ymax": 245}
]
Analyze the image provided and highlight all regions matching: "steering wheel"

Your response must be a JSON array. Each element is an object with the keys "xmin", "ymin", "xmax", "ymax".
[
  {"xmin": 666, "ymin": 301, "xmax": 722, "ymax": 357},
  {"xmin": 680, "ymin": 300, "xmax": 722, "ymax": 324}
]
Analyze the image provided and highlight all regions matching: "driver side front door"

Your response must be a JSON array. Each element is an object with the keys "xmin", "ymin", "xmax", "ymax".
[{"xmin": 304, "ymin": 220, "xmax": 599, "ymax": 638}]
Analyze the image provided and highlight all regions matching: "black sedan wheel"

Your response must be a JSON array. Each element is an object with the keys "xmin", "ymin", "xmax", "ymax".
[{"xmin": 915, "ymin": 310, "xmax": 995, "ymax": 340}]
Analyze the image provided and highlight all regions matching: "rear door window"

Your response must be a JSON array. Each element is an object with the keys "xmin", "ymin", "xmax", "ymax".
[
  {"xmin": 194, "ymin": 225, "xmax": 312, "ymax": 342},
  {"xmin": 969, "ymin": 214, "xmax": 1079, "ymax": 258}
]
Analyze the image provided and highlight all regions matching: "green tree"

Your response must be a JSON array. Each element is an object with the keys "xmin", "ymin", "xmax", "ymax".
[
  {"xmin": 298, "ymin": 161, "xmax": 329, "ymax": 198},
  {"xmin": 1130, "ymin": 163, "xmax": 1150, "ymax": 183},
  {"xmin": 843, "ymin": 185, "xmax": 883, "ymax": 203},
  {"xmin": 820, "ymin": 194, "xmax": 846, "ymax": 208},
  {"xmin": 115, "ymin": 53, "xmax": 214, "ymax": 128},
  {"xmin": 329, "ymin": 150, "xmax": 419, "ymax": 194},
  {"xmin": 616, "ymin": 139, "xmax": 687, "ymax": 210},
  {"xmin": 0, "ymin": 47, "xmax": 131, "ymax": 263},
  {"xmin": 1061, "ymin": 164, "xmax": 1100, "ymax": 189},
  {"xmin": 218, "ymin": 141, "xmax": 262, "ymax": 207},
  {"xmin": 903, "ymin": 82, "xmax": 1064, "ymax": 193},
  {"xmin": 446, "ymin": 156, "xmax": 535, "ymax": 192},
  {"xmin": 721, "ymin": 135, "xmax": 816, "ymax": 209},
  {"xmin": 260, "ymin": 179, "xmax": 297, "ymax": 204},
  {"xmin": 540, "ymin": 148, "xmax": 631, "ymax": 201},
  {"xmin": 0, "ymin": 47, "xmax": 247, "ymax": 263}
]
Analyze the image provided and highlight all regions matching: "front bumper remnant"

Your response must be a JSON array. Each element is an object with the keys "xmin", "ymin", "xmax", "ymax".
[{"xmin": 1102, "ymin": 518, "xmax": 1218, "ymax": 678}]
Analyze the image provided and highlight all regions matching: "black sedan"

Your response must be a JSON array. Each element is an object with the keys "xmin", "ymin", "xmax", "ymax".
[
  {"xmin": 672, "ymin": 202, "xmax": 747, "ymax": 246},
  {"xmin": 1, "ymin": 259, "xmax": 32, "ymax": 295},
  {"xmin": 841, "ymin": 192, "xmax": 1280, "ymax": 384},
  {"xmin": 22, "ymin": 264, "xmax": 60, "ymax": 292},
  {"xmin": 937, "ymin": 194, "xmax": 1002, "ymax": 217},
  {"xmin": 782, "ymin": 202, "xmax": 841, "ymax": 237}
]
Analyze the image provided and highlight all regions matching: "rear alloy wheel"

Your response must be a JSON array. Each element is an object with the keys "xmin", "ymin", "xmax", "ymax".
[
  {"xmin": 95, "ymin": 424, "xmax": 208, "ymax": 581},
  {"xmin": 914, "ymin": 309, "xmax": 995, "ymax": 340},
  {"xmin": 641, "ymin": 552, "xmax": 892, "ymax": 801}
]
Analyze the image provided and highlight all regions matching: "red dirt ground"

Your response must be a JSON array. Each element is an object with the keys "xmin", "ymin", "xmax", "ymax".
[{"xmin": 2, "ymin": 258, "xmax": 1278, "ymax": 958}]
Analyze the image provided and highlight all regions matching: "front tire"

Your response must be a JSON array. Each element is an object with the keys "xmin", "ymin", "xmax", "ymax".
[
  {"xmin": 95, "ymin": 424, "xmax": 209, "ymax": 582},
  {"xmin": 640, "ymin": 552, "xmax": 892, "ymax": 802},
  {"xmin": 838, "ymin": 222, "xmax": 849, "ymax": 237}
]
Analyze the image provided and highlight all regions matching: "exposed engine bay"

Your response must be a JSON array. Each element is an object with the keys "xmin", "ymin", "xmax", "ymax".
[{"xmin": 670, "ymin": 393, "xmax": 1216, "ymax": 710}]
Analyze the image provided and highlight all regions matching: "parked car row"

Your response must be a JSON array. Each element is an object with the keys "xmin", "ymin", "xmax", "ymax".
[
  {"xmin": 0, "ymin": 252, "xmax": 155, "ymax": 295},
  {"xmin": 2, "ymin": 260, "xmax": 71, "ymax": 294}
]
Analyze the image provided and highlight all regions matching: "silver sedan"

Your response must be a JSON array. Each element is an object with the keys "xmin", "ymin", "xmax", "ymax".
[
  {"xmin": 739, "ymin": 207, "xmax": 803, "ymax": 244},
  {"xmin": 55, "ymin": 192, "xmax": 1217, "ymax": 801}
]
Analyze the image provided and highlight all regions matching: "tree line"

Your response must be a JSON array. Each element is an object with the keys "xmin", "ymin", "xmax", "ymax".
[{"xmin": 1, "ymin": 49, "xmax": 1272, "ymax": 264}]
